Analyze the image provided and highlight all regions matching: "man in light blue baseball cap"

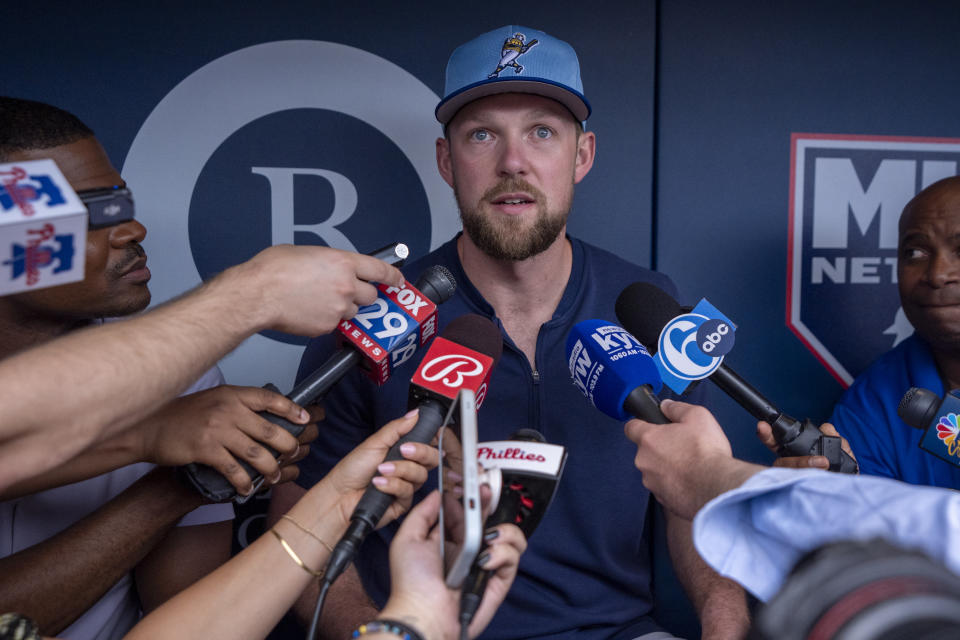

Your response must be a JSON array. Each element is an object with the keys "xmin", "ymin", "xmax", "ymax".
[{"xmin": 288, "ymin": 25, "xmax": 748, "ymax": 640}]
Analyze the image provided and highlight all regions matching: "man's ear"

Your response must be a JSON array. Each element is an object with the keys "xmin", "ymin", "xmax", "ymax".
[
  {"xmin": 436, "ymin": 137, "xmax": 455, "ymax": 188},
  {"xmin": 573, "ymin": 130, "xmax": 596, "ymax": 184}
]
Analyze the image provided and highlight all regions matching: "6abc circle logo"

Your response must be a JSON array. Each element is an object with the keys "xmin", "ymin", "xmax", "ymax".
[{"xmin": 658, "ymin": 313, "xmax": 735, "ymax": 381}]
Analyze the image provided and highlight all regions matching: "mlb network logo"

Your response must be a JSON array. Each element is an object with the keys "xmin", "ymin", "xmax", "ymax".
[{"xmin": 788, "ymin": 133, "xmax": 960, "ymax": 386}]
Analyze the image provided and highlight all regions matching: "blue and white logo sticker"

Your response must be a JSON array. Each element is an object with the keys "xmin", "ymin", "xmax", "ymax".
[{"xmin": 655, "ymin": 299, "xmax": 736, "ymax": 394}]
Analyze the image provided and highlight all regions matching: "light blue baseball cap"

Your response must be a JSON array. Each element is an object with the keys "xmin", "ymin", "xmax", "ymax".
[{"xmin": 435, "ymin": 25, "xmax": 591, "ymax": 125}]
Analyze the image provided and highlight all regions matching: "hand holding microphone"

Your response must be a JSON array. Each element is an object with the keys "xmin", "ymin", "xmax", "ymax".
[
  {"xmin": 564, "ymin": 318, "xmax": 763, "ymax": 518},
  {"xmin": 180, "ymin": 262, "xmax": 458, "ymax": 503},
  {"xmin": 615, "ymin": 282, "xmax": 858, "ymax": 474},
  {"xmin": 624, "ymin": 399, "xmax": 764, "ymax": 520},
  {"xmin": 378, "ymin": 491, "xmax": 527, "ymax": 640},
  {"xmin": 323, "ymin": 314, "xmax": 503, "ymax": 587},
  {"xmin": 459, "ymin": 430, "xmax": 567, "ymax": 632}
]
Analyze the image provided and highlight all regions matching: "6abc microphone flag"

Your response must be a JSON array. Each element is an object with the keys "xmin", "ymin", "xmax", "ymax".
[{"xmin": 613, "ymin": 282, "xmax": 857, "ymax": 474}]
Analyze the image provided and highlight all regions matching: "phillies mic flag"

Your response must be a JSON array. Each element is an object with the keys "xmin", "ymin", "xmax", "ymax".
[
  {"xmin": 461, "ymin": 430, "xmax": 567, "ymax": 628},
  {"xmin": 478, "ymin": 440, "xmax": 566, "ymax": 479},
  {"xmin": 0, "ymin": 160, "xmax": 86, "ymax": 295},
  {"xmin": 337, "ymin": 278, "xmax": 439, "ymax": 385}
]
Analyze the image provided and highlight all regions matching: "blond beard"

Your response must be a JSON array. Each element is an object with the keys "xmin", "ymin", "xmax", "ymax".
[{"xmin": 455, "ymin": 176, "xmax": 572, "ymax": 261}]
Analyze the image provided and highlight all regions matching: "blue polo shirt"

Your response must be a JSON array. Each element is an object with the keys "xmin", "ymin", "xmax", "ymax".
[{"xmin": 831, "ymin": 334, "xmax": 960, "ymax": 488}]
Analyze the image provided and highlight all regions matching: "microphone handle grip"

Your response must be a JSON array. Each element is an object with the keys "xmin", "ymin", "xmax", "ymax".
[
  {"xmin": 288, "ymin": 348, "xmax": 363, "ymax": 406},
  {"xmin": 709, "ymin": 365, "xmax": 781, "ymax": 425},
  {"xmin": 351, "ymin": 399, "xmax": 448, "ymax": 529},
  {"xmin": 623, "ymin": 385, "xmax": 669, "ymax": 423},
  {"xmin": 460, "ymin": 484, "xmax": 524, "ymax": 624},
  {"xmin": 778, "ymin": 418, "xmax": 859, "ymax": 474},
  {"xmin": 179, "ymin": 383, "xmax": 307, "ymax": 503}
]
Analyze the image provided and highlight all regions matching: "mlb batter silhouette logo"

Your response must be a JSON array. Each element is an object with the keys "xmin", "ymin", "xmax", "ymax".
[{"xmin": 488, "ymin": 32, "xmax": 539, "ymax": 78}]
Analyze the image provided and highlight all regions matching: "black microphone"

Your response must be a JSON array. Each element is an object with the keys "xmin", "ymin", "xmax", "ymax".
[
  {"xmin": 323, "ymin": 314, "xmax": 503, "ymax": 587},
  {"xmin": 615, "ymin": 282, "xmax": 858, "ymax": 474},
  {"xmin": 459, "ymin": 429, "xmax": 568, "ymax": 630},
  {"xmin": 898, "ymin": 387, "xmax": 960, "ymax": 467},
  {"xmin": 180, "ymin": 264, "xmax": 458, "ymax": 503}
]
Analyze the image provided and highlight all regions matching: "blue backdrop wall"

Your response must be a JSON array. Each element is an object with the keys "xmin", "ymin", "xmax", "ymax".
[{"xmin": 5, "ymin": 0, "xmax": 960, "ymax": 636}]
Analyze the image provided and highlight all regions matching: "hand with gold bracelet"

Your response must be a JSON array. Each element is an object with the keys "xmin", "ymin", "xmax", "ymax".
[{"xmin": 123, "ymin": 409, "xmax": 436, "ymax": 640}]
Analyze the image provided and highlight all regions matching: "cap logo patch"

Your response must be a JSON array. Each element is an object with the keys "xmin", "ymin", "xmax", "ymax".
[{"xmin": 488, "ymin": 32, "xmax": 539, "ymax": 78}]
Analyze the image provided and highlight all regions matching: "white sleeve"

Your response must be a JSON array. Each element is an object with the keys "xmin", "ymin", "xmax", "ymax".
[{"xmin": 692, "ymin": 467, "xmax": 960, "ymax": 601}]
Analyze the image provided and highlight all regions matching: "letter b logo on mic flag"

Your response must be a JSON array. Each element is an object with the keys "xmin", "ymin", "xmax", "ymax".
[{"xmin": 411, "ymin": 336, "xmax": 494, "ymax": 407}]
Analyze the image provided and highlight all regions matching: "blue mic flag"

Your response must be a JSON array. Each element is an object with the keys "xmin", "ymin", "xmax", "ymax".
[{"xmin": 566, "ymin": 319, "xmax": 662, "ymax": 421}]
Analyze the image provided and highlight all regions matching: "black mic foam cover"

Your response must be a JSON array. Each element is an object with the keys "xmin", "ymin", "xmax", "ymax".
[
  {"xmin": 415, "ymin": 265, "xmax": 457, "ymax": 305},
  {"xmin": 615, "ymin": 282, "xmax": 683, "ymax": 349},
  {"xmin": 441, "ymin": 314, "xmax": 504, "ymax": 366}
]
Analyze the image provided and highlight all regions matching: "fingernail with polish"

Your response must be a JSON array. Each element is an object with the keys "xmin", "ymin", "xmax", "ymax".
[
  {"xmin": 372, "ymin": 476, "xmax": 388, "ymax": 487},
  {"xmin": 400, "ymin": 443, "xmax": 416, "ymax": 456},
  {"xmin": 476, "ymin": 551, "xmax": 491, "ymax": 567},
  {"xmin": 484, "ymin": 529, "xmax": 500, "ymax": 542},
  {"xmin": 378, "ymin": 462, "xmax": 396, "ymax": 475}
]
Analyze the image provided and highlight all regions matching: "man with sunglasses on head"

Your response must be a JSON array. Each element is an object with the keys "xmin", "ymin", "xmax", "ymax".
[{"xmin": 0, "ymin": 96, "xmax": 328, "ymax": 640}]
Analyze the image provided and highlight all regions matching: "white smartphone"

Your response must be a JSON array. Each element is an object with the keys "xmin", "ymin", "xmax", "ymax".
[{"xmin": 438, "ymin": 388, "xmax": 483, "ymax": 588}]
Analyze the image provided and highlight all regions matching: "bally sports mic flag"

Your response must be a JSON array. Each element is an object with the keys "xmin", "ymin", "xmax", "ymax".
[
  {"xmin": 337, "ymin": 280, "xmax": 439, "ymax": 385},
  {"xmin": 410, "ymin": 334, "xmax": 495, "ymax": 408},
  {"xmin": 0, "ymin": 160, "xmax": 86, "ymax": 295}
]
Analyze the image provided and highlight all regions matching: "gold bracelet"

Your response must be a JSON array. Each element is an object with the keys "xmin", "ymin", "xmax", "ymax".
[
  {"xmin": 270, "ymin": 528, "xmax": 325, "ymax": 578},
  {"xmin": 281, "ymin": 514, "xmax": 335, "ymax": 554}
]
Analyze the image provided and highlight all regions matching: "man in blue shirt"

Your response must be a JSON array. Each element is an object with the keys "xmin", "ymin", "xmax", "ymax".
[
  {"xmin": 828, "ymin": 176, "xmax": 960, "ymax": 488},
  {"xmin": 271, "ymin": 25, "xmax": 748, "ymax": 640}
]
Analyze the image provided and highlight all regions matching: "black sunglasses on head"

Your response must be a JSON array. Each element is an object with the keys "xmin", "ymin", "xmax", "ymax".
[{"xmin": 77, "ymin": 186, "xmax": 135, "ymax": 229}]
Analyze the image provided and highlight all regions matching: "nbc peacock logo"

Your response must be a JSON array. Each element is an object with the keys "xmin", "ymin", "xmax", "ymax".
[{"xmin": 936, "ymin": 413, "xmax": 960, "ymax": 458}]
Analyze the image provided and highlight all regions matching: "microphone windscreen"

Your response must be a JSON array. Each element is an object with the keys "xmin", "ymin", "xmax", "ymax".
[
  {"xmin": 615, "ymin": 282, "xmax": 682, "ymax": 349},
  {"xmin": 415, "ymin": 265, "xmax": 457, "ymax": 304},
  {"xmin": 511, "ymin": 428, "xmax": 546, "ymax": 442},
  {"xmin": 898, "ymin": 387, "xmax": 941, "ymax": 430},
  {"xmin": 441, "ymin": 314, "xmax": 503, "ymax": 367}
]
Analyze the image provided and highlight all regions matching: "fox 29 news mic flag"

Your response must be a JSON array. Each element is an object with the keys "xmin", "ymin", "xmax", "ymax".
[
  {"xmin": 323, "ymin": 314, "xmax": 503, "ymax": 586},
  {"xmin": 899, "ymin": 387, "xmax": 960, "ymax": 468},
  {"xmin": 566, "ymin": 319, "xmax": 668, "ymax": 423},
  {"xmin": 0, "ymin": 160, "xmax": 86, "ymax": 295},
  {"xmin": 616, "ymin": 282, "xmax": 858, "ymax": 474},
  {"xmin": 339, "ymin": 279, "xmax": 440, "ymax": 385}
]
